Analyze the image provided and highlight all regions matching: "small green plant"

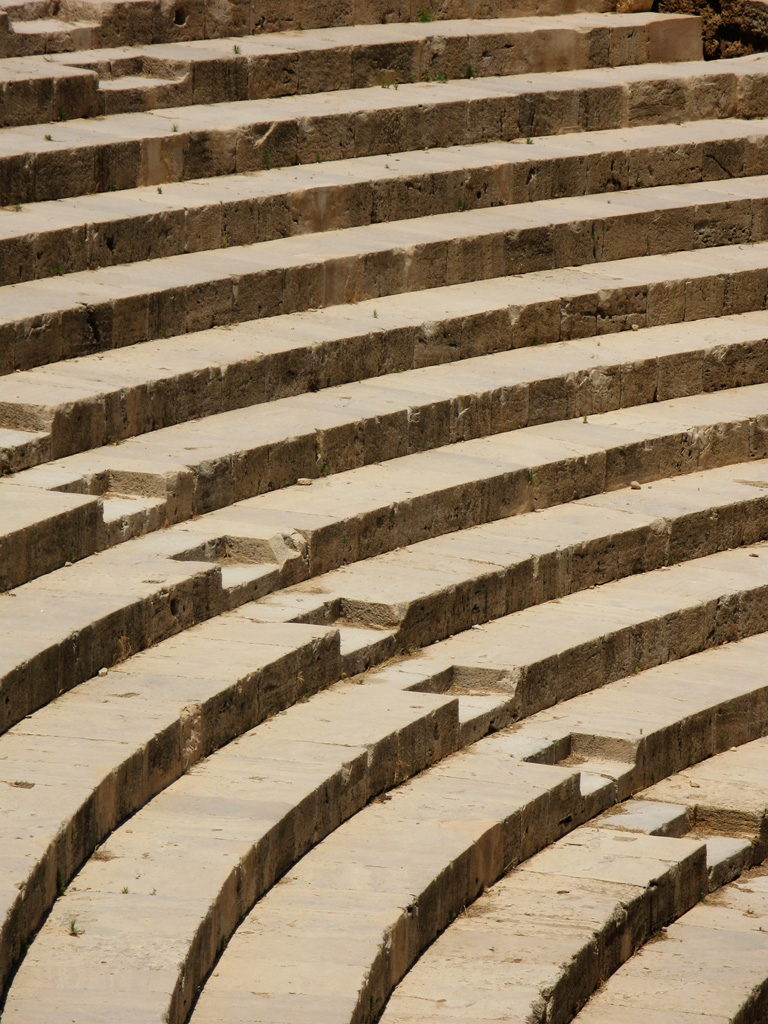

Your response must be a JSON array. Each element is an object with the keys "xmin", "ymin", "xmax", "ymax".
[
  {"xmin": 13, "ymin": 203, "xmax": 22, "ymax": 212},
  {"xmin": 71, "ymin": 823, "xmax": 77, "ymax": 842},
  {"xmin": 56, "ymin": 868, "xmax": 65, "ymax": 896},
  {"xmin": 417, "ymin": 8, "xmax": 434, "ymax": 20},
  {"xmin": 316, "ymin": 152, "xmax": 322, "ymax": 163},
  {"xmin": 44, "ymin": 133, "xmax": 52, "ymax": 141},
  {"xmin": 528, "ymin": 472, "xmax": 534, "ymax": 484},
  {"xmin": 263, "ymin": 149, "xmax": 271, "ymax": 170},
  {"xmin": 109, "ymin": 182, "xmax": 118, "ymax": 191},
  {"xmin": 121, "ymin": 886, "xmax": 129, "ymax": 894},
  {"xmin": 381, "ymin": 76, "xmax": 390, "ymax": 89},
  {"xmin": 526, "ymin": 137, "xmax": 533, "ymax": 145},
  {"xmin": 582, "ymin": 413, "xmax": 588, "ymax": 423},
  {"xmin": 233, "ymin": 43, "xmax": 241, "ymax": 53},
  {"xmin": 55, "ymin": 263, "xmax": 63, "ymax": 276},
  {"xmin": 435, "ymin": 71, "xmax": 447, "ymax": 84},
  {"xmin": 457, "ymin": 194, "xmax": 464, "ymax": 211},
  {"xmin": 69, "ymin": 919, "xmax": 81, "ymax": 937},
  {"xmin": 172, "ymin": 123, "xmax": 179, "ymax": 132},
  {"xmin": 373, "ymin": 309, "xmax": 378, "ymax": 318},
  {"xmin": 157, "ymin": 186, "xmax": 163, "ymax": 194},
  {"xmin": 466, "ymin": 64, "xmax": 476, "ymax": 79},
  {"xmin": 58, "ymin": 106, "xmax": 68, "ymax": 121}
]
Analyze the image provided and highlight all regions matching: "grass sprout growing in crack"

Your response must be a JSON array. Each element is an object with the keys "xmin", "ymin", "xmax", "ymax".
[{"xmin": 69, "ymin": 919, "xmax": 81, "ymax": 937}]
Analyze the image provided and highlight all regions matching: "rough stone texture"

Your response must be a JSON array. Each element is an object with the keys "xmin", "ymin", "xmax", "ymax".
[{"xmin": 3, "ymin": 6, "xmax": 768, "ymax": 1024}]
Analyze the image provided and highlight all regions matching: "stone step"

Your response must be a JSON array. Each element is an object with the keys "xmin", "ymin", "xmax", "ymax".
[
  {"xmin": 376, "ymin": 543, "xmax": 768, "ymax": 737},
  {"xmin": 185, "ymin": 809, "xmax": 706, "ymax": 1024},
  {"xmin": 378, "ymin": 824, "xmax": 707, "ymax": 1024},
  {"xmin": 7, "ymin": 548, "xmax": 768, "ymax": 1024},
  {"xmin": 0, "ymin": 55, "xmax": 98, "ymax": 127},
  {"xmin": 573, "ymin": 862, "xmax": 768, "ymax": 1022},
  {"xmin": 3, "ymin": 739, "xmax": 588, "ymax": 1024},
  {"xmin": 7, "ymin": 113, "xmax": 765, "ymax": 290},
  {"xmin": 638, "ymin": 736, "xmax": 768, "ymax": 857},
  {"xmin": 0, "ymin": 614, "xmax": 389, "ymax": 999},
  {"xmin": 0, "ymin": 0, "xmax": 628, "ymax": 59},
  {"xmin": 3, "ymin": 460, "xmax": 767, "ymax": 1005},
  {"xmin": 0, "ymin": 1, "xmax": 52, "ymax": 24},
  {"xmin": 246, "ymin": 459, "xmax": 768, "ymax": 649},
  {"xmin": 0, "ymin": 545, "xmax": 224, "ymax": 733},
  {"xmin": 375, "ymin": 676, "xmax": 768, "ymax": 1022},
  {"xmin": 8, "ymin": 388, "xmax": 768, "ymax": 743},
  {"xmin": 8, "ymin": 172, "xmax": 768, "ymax": 376},
  {"xmin": 4, "ymin": 241, "xmax": 768, "ymax": 467},
  {"xmin": 26, "ymin": 380, "xmax": 768, "ymax": 560},
  {"xmin": 0, "ymin": 424, "xmax": 49, "ymax": 472},
  {"xmin": 0, "ymin": 481, "xmax": 100, "ymax": 590},
  {"xmin": 0, "ymin": 11, "xmax": 701, "ymax": 125},
  {"xmin": 7, "ymin": 15, "xmax": 98, "ymax": 56},
  {"xmin": 1, "ymin": 53, "xmax": 765, "ymax": 204}
]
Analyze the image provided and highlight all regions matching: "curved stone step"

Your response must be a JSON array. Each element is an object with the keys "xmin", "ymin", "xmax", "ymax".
[
  {"xmin": 2, "ymin": 457, "xmax": 768, "ymax": 1004},
  {"xmin": 6, "ymin": 113, "xmax": 763, "ymax": 290},
  {"xmin": 0, "ymin": 54, "xmax": 765, "ymax": 205},
  {"xmin": 1, "ymin": 457, "xmax": 767, "ymax": 999},
  {"xmin": 7, "ymin": 381, "xmax": 768, "ymax": 747},
  {"xmin": 8, "ymin": 547, "xmax": 768, "ymax": 1024},
  {"xmin": 0, "ymin": 482, "xmax": 99, "ymax": 590},
  {"xmin": 573, "ymin": 739, "xmax": 768, "ymax": 1023},
  {"xmin": 251, "ymin": 458, "xmax": 768, "ymax": 653},
  {"xmin": 575, "ymin": 875, "xmax": 768, "ymax": 1023},
  {"xmin": 39, "ymin": 381, "xmax": 768, "ymax": 551},
  {"xmin": 0, "ymin": 618, "xmax": 457, "ymax": 1002},
  {"xmin": 0, "ymin": 11, "xmax": 701, "ymax": 125},
  {"xmin": 0, "ymin": 0, "xmax": 626, "ymax": 60},
  {"xmin": 0, "ymin": 735, "xmax": 593, "ymax": 1024},
  {"xmin": 379, "ymin": 543, "xmax": 768, "ymax": 733},
  {"xmin": 0, "ymin": 546, "xmax": 224, "ymax": 732},
  {"xmin": 379, "ymin": 734, "xmax": 768, "ymax": 1024},
  {"xmin": 377, "ymin": 827, "xmax": 707, "ymax": 1024},
  {"xmin": 7, "ymin": 173, "xmax": 768, "ymax": 372},
  {"xmin": 4, "ymin": 240, "xmax": 768, "ymax": 466}
]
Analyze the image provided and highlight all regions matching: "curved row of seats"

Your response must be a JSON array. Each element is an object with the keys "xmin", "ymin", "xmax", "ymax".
[{"xmin": 2, "ymin": 4, "xmax": 768, "ymax": 1022}]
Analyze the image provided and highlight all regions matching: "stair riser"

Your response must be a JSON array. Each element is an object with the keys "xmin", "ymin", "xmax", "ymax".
[
  {"xmin": 5, "ymin": 124, "xmax": 765, "ymax": 290},
  {"xmin": 0, "ymin": 491, "xmax": 100, "ymax": 590},
  {"xmin": 0, "ymin": 0, "xmax": 628, "ymax": 59},
  {"xmin": 2, "ymin": 14, "xmax": 701, "ymax": 126},
  {"xmin": 2, "ymin": 293, "xmax": 761, "ymax": 469},
  {"xmin": 2, "ymin": 66, "xmax": 763, "ymax": 205},
  {"xmin": 381, "ymin": 494, "xmax": 768, "ymax": 652},
  {"xmin": 112, "ymin": 408, "xmax": 768, "ymax": 574},
  {"xmin": 7, "ymin": 192, "xmax": 768, "ymax": 377},
  {"xmin": 0, "ymin": 65, "xmax": 99, "ymax": 127},
  {"xmin": 0, "ymin": 562, "xmax": 222, "ymax": 734},
  {"xmin": 0, "ymin": 626, "xmax": 346, "ymax": 1001}
]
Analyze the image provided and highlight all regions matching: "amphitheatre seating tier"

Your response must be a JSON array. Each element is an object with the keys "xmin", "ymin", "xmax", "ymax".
[
  {"xmin": 0, "ymin": 13, "xmax": 702, "ymax": 125},
  {"xmin": 4, "ymin": 547, "xmax": 768, "ymax": 1022},
  {"xmin": 3, "ymin": 4, "xmax": 768, "ymax": 1023}
]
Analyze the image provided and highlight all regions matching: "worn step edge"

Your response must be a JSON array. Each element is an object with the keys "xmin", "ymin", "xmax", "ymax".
[
  {"xmin": 2, "ymin": 54, "xmax": 767, "ymax": 204},
  {"xmin": 0, "ymin": 12, "xmax": 702, "ymax": 126},
  {"xmin": 8, "ymin": 170, "xmax": 768, "ymax": 373},
  {"xmin": 9, "ymin": 546, "xmax": 768, "ymax": 1024},
  {"xmin": 7, "ymin": 112, "xmax": 762, "ymax": 290}
]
